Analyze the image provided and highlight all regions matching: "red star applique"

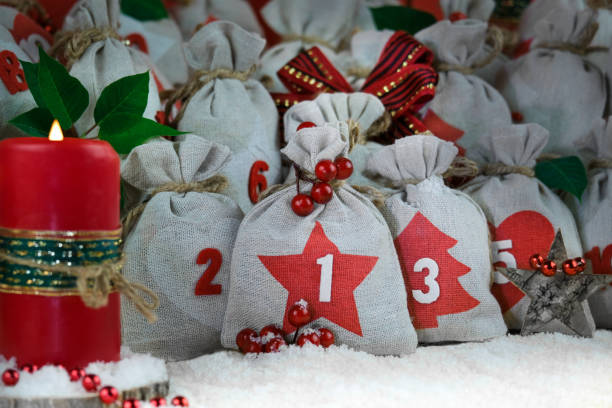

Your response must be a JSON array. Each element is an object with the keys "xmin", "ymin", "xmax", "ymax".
[{"xmin": 259, "ymin": 222, "xmax": 378, "ymax": 336}]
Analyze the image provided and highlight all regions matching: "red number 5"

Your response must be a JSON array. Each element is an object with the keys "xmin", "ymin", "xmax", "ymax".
[{"xmin": 194, "ymin": 248, "xmax": 222, "ymax": 295}]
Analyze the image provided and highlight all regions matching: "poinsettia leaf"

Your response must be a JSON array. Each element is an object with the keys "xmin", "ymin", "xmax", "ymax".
[
  {"xmin": 535, "ymin": 156, "xmax": 588, "ymax": 200},
  {"xmin": 98, "ymin": 113, "xmax": 185, "ymax": 154},
  {"xmin": 94, "ymin": 72, "xmax": 149, "ymax": 124},
  {"xmin": 37, "ymin": 47, "xmax": 89, "ymax": 129},
  {"xmin": 121, "ymin": 0, "xmax": 168, "ymax": 21},
  {"xmin": 9, "ymin": 107, "xmax": 54, "ymax": 137},
  {"xmin": 20, "ymin": 60, "xmax": 45, "ymax": 108},
  {"xmin": 370, "ymin": 6, "xmax": 437, "ymax": 34}
]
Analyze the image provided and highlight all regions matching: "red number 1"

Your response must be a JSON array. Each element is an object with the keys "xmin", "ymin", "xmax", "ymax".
[{"xmin": 195, "ymin": 248, "xmax": 222, "ymax": 295}]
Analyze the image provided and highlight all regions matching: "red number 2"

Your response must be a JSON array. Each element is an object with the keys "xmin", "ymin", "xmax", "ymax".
[
  {"xmin": 249, "ymin": 160, "xmax": 269, "ymax": 204},
  {"xmin": 194, "ymin": 248, "xmax": 222, "ymax": 295}
]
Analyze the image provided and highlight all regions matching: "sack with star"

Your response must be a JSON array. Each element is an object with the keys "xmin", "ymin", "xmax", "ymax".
[
  {"xmin": 566, "ymin": 117, "xmax": 612, "ymax": 329},
  {"xmin": 414, "ymin": 19, "xmax": 512, "ymax": 158},
  {"xmin": 52, "ymin": 0, "xmax": 162, "ymax": 138},
  {"xmin": 496, "ymin": 7, "xmax": 607, "ymax": 156},
  {"xmin": 221, "ymin": 124, "xmax": 418, "ymax": 355},
  {"xmin": 164, "ymin": 21, "xmax": 281, "ymax": 213},
  {"xmin": 462, "ymin": 124, "xmax": 583, "ymax": 330},
  {"xmin": 366, "ymin": 134, "xmax": 507, "ymax": 342},
  {"xmin": 121, "ymin": 135, "xmax": 243, "ymax": 361}
]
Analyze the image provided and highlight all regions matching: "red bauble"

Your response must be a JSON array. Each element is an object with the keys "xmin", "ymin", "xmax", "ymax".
[
  {"xmin": 68, "ymin": 368, "xmax": 86, "ymax": 382},
  {"xmin": 297, "ymin": 331, "xmax": 321, "ymax": 347},
  {"xmin": 99, "ymin": 386, "xmax": 119, "ymax": 404},
  {"xmin": 82, "ymin": 374, "xmax": 101, "ymax": 392},
  {"xmin": 334, "ymin": 157, "xmax": 353, "ymax": 180},
  {"xmin": 511, "ymin": 111, "xmax": 524, "ymax": 123},
  {"xmin": 264, "ymin": 337, "xmax": 287, "ymax": 353},
  {"xmin": 236, "ymin": 328, "xmax": 257, "ymax": 350},
  {"xmin": 315, "ymin": 160, "xmax": 337, "ymax": 182},
  {"xmin": 172, "ymin": 396, "xmax": 190, "ymax": 407},
  {"xmin": 297, "ymin": 122, "xmax": 316, "ymax": 131},
  {"xmin": 259, "ymin": 325, "xmax": 284, "ymax": 339},
  {"xmin": 20, "ymin": 364, "xmax": 38, "ymax": 373},
  {"xmin": 2, "ymin": 369, "xmax": 19, "ymax": 386},
  {"xmin": 317, "ymin": 328, "xmax": 335, "ymax": 348},
  {"xmin": 529, "ymin": 254, "xmax": 544, "ymax": 270},
  {"xmin": 241, "ymin": 339, "xmax": 262, "ymax": 354},
  {"xmin": 150, "ymin": 397, "xmax": 168, "ymax": 407},
  {"xmin": 562, "ymin": 259, "xmax": 579, "ymax": 275},
  {"xmin": 288, "ymin": 301, "xmax": 312, "ymax": 328},
  {"xmin": 574, "ymin": 257, "xmax": 587, "ymax": 273},
  {"xmin": 123, "ymin": 399, "xmax": 141, "ymax": 408},
  {"xmin": 311, "ymin": 182, "xmax": 333, "ymax": 204},
  {"xmin": 540, "ymin": 260, "xmax": 557, "ymax": 277},
  {"xmin": 291, "ymin": 194, "xmax": 314, "ymax": 217}
]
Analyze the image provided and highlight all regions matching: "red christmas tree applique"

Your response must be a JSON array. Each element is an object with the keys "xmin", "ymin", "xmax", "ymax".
[
  {"xmin": 259, "ymin": 222, "xmax": 378, "ymax": 336},
  {"xmin": 394, "ymin": 212, "xmax": 479, "ymax": 329},
  {"xmin": 490, "ymin": 211, "xmax": 555, "ymax": 313}
]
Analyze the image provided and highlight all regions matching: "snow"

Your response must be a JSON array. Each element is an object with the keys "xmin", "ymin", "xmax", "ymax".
[{"xmin": 166, "ymin": 331, "xmax": 612, "ymax": 408}]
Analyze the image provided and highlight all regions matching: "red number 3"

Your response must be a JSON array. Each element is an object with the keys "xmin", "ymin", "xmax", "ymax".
[
  {"xmin": 194, "ymin": 248, "xmax": 222, "ymax": 295},
  {"xmin": 249, "ymin": 160, "xmax": 269, "ymax": 204}
]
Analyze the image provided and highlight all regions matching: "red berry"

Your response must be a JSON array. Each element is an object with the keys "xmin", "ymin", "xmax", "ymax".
[
  {"xmin": 311, "ymin": 182, "xmax": 333, "ymax": 204},
  {"xmin": 82, "ymin": 374, "xmax": 101, "ymax": 392},
  {"xmin": 297, "ymin": 121, "xmax": 316, "ymax": 131},
  {"xmin": 68, "ymin": 368, "xmax": 86, "ymax": 382},
  {"xmin": 20, "ymin": 364, "xmax": 38, "ymax": 373},
  {"xmin": 241, "ymin": 339, "xmax": 262, "ymax": 354},
  {"xmin": 288, "ymin": 300, "xmax": 312, "ymax": 328},
  {"xmin": 150, "ymin": 397, "xmax": 168, "ymax": 407},
  {"xmin": 99, "ymin": 386, "xmax": 119, "ymax": 404},
  {"xmin": 574, "ymin": 257, "xmax": 587, "ymax": 273},
  {"xmin": 318, "ymin": 328, "xmax": 335, "ymax": 348},
  {"xmin": 259, "ymin": 325, "xmax": 284, "ymax": 340},
  {"xmin": 2, "ymin": 369, "xmax": 19, "ymax": 386},
  {"xmin": 511, "ymin": 111, "xmax": 524, "ymax": 123},
  {"xmin": 540, "ymin": 260, "xmax": 557, "ymax": 277},
  {"xmin": 291, "ymin": 194, "xmax": 314, "ymax": 217},
  {"xmin": 562, "ymin": 259, "xmax": 579, "ymax": 275},
  {"xmin": 236, "ymin": 328, "xmax": 257, "ymax": 350},
  {"xmin": 172, "ymin": 395, "xmax": 189, "ymax": 407},
  {"xmin": 123, "ymin": 399, "xmax": 141, "ymax": 408},
  {"xmin": 315, "ymin": 160, "xmax": 337, "ymax": 182},
  {"xmin": 449, "ymin": 11, "xmax": 468, "ymax": 21},
  {"xmin": 264, "ymin": 337, "xmax": 287, "ymax": 353},
  {"xmin": 297, "ymin": 331, "xmax": 321, "ymax": 347},
  {"xmin": 334, "ymin": 157, "xmax": 354, "ymax": 180},
  {"xmin": 529, "ymin": 254, "xmax": 544, "ymax": 270}
]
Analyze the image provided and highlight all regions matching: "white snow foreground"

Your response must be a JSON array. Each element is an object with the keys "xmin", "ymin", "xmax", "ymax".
[{"xmin": 168, "ymin": 331, "xmax": 612, "ymax": 408}]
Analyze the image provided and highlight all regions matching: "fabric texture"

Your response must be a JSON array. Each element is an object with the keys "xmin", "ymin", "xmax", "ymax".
[
  {"xmin": 0, "ymin": 6, "xmax": 53, "ymax": 62},
  {"xmin": 177, "ymin": 21, "xmax": 281, "ymax": 212},
  {"xmin": 463, "ymin": 124, "xmax": 584, "ymax": 330},
  {"xmin": 367, "ymin": 134, "xmax": 507, "ymax": 342},
  {"xmin": 121, "ymin": 135, "xmax": 243, "ymax": 361},
  {"xmin": 222, "ymin": 125, "xmax": 417, "ymax": 355},
  {"xmin": 440, "ymin": 0, "xmax": 496, "ymax": 20}
]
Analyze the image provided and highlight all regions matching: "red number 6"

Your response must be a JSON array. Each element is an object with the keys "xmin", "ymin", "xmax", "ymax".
[{"xmin": 249, "ymin": 160, "xmax": 269, "ymax": 204}]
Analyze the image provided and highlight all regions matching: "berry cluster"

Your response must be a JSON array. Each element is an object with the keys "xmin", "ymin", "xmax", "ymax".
[
  {"xmin": 1, "ymin": 365, "xmax": 188, "ymax": 407},
  {"xmin": 529, "ymin": 254, "xmax": 586, "ymax": 276},
  {"xmin": 236, "ymin": 300, "xmax": 335, "ymax": 354}
]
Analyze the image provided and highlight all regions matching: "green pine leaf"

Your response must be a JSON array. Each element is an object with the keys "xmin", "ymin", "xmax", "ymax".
[
  {"xmin": 9, "ymin": 107, "xmax": 55, "ymax": 137},
  {"xmin": 370, "ymin": 6, "xmax": 437, "ymax": 34},
  {"xmin": 21, "ymin": 60, "xmax": 45, "ymax": 109},
  {"xmin": 37, "ymin": 47, "xmax": 89, "ymax": 130},
  {"xmin": 535, "ymin": 156, "xmax": 588, "ymax": 200},
  {"xmin": 98, "ymin": 113, "xmax": 185, "ymax": 154},
  {"xmin": 94, "ymin": 72, "xmax": 149, "ymax": 124},
  {"xmin": 121, "ymin": 0, "xmax": 168, "ymax": 21}
]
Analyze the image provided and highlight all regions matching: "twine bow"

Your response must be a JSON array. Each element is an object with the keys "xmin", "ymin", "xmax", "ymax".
[
  {"xmin": 536, "ymin": 20, "xmax": 608, "ymax": 55},
  {"xmin": 589, "ymin": 158, "xmax": 612, "ymax": 170},
  {"xmin": 50, "ymin": 26, "xmax": 122, "ymax": 68},
  {"xmin": 281, "ymin": 34, "xmax": 339, "ymax": 52},
  {"xmin": 272, "ymin": 31, "xmax": 438, "ymax": 143},
  {"xmin": 586, "ymin": 0, "xmax": 612, "ymax": 9},
  {"xmin": 480, "ymin": 163, "xmax": 535, "ymax": 177},
  {"xmin": 2, "ymin": 0, "xmax": 46, "ymax": 18}
]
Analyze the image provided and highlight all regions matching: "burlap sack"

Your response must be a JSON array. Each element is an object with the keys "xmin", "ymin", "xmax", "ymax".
[
  {"xmin": 172, "ymin": 21, "xmax": 280, "ymax": 213},
  {"xmin": 566, "ymin": 117, "xmax": 612, "ymax": 328},
  {"xmin": 440, "ymin": 0, "xmax": 495, "ymax": 21},
  {"xmin": 366, "ymin": 134, "xmax": 506, "ymax": 342},
  {"xmin": 0, "ymin": 6, "xmax": 53, "ymax": 62},
  {"xmin": 496, "ymin": 7, "xmax": 607, "ymax": 156},
  {"xmin": 221, "ymin": 125, "xmax": 417, "ymax": 355},
  {"xmin": 121, "ymin": 135, "xmax": 243, "ymax": 361},
  {"xmin": 256, "ymin": 0, "xmax": 361, "ymax": 92},
  {"xmin": 415, "ymin": 20, "xmax": 512, "ymax": 158},
  {"xmin": 283, "ymin": 93, "xmax": 388, "ymax": 189},
  {"xmin": 61, "ymin": 0, "xmax": 161, "ymax": 138},
  {"xmin": 462, "ymin": 124, "xmax": 583, "ymax": 330},
  {"xmin": 117, "ymin": 12, "xmax": 188, "ymax": 85}
]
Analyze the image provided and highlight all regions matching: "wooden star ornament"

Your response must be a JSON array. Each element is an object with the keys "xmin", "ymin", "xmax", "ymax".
[{"xmin": 496, "ymin": 230, "xmax": 612, "ymax": 337}]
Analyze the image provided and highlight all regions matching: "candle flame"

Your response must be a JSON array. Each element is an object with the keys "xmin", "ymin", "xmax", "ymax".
[{"xmin": 48, "ymin": 119, "xmax": 64, "ymax": 141}]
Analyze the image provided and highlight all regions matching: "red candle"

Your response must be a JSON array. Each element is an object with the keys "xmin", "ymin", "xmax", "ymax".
[{"xmin": 0, "ymin": 120, "xmax": 121, "ymax": 368}]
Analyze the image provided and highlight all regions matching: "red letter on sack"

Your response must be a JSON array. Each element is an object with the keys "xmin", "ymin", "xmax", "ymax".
[
  {"xmin": 0, "ymin": 50, "xmax": 28, "ymax": 95},
  {"xmin": 249, "ymin": 160, "xmax": 269, "ymax": 204}
]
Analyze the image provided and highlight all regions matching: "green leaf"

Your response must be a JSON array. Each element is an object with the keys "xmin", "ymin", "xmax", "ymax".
[
  {"xmin": 98, "ymin": 113, "xmax": 185, "ymax": 154},
  {"xmin": 121, "ymin": 0, "xmax": 168, "ymax": 21},
  {"xmin": 94, "ymin": 72, "xmax": 149, "ymax": 124},
  {"xmin": 370, "ymin": 6, "xmax": 437, "ymax": 34},
  {"xmin": 535, "ymin": 156, "xmax": 588, "ymax": 200},
  {"xmin": 21, "ymin": 60, "xmax": 45, "ymax": 109},
  {"xmin": 37, "ymin": 47, "xmax": 89, "ymax": 130},
  {"xmin": 9, "ymin": 107, "xmax": 55, "ymax": 137}
]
